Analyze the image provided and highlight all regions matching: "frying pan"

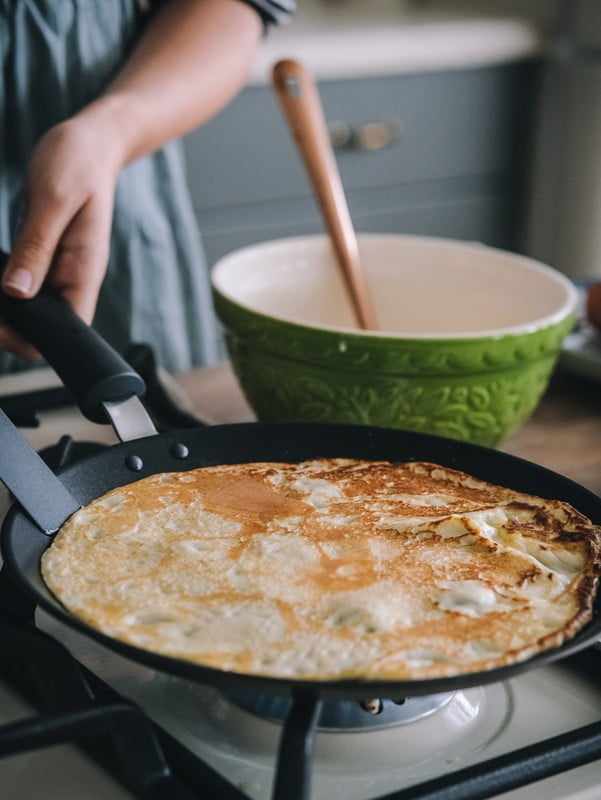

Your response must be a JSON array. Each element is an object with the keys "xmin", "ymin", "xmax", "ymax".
[{"xmin": 0, "ymin": 272, "xmax": 600, "ymax": 704}]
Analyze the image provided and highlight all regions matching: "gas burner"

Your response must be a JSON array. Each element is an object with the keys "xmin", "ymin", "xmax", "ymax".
[
  {"xmin": 225, "ymin": 691, "xmax": 455, "ymax": 731},
  {"xmin": 142, "ymin": 676, "xmax": 514, "ymax": 798}
]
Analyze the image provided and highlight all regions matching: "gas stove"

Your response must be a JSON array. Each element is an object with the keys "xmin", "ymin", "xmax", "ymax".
[{"xmin": 0, "ymin": 360, "xmax": 600, "ymax": 800}]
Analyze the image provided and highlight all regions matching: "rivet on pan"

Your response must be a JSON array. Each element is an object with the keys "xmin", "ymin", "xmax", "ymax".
[
  {"xmin": 170, "ymin": 443, "xmax": 189, "ymax": 459},
  {"xmin": 359, "ymin": 698, "xmax": 383, "ymax": 715},
  {"xmin": 126, "ymin": 454, "xmax": 144, "ymax": 472}
]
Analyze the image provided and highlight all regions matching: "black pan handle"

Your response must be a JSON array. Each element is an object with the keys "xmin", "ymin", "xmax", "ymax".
[{"xmin": 0, "ymin": 251, "xmax": 145, "ymax": 424}]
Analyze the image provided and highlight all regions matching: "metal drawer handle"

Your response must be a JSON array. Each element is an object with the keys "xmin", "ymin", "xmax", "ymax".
[{"xmin": 328, "ymin": 119, "xmax": 402, "ymax": 151}]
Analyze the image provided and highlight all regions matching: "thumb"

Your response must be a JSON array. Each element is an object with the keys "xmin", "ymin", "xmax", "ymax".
[{"xmin": 2, "ymin": 203, "xmax": 67, "ymax": 298}]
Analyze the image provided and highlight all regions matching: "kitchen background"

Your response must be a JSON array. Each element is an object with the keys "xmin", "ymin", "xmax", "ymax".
[
  {"xmin": 182, "ymin": 0, "xmax": 601, "ymax": 283},
  {"xmin": 1, "ymin": 4, "xmax": 600, "ymax": 798}
]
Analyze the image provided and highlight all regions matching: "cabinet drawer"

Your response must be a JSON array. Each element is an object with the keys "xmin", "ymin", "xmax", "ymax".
[
  {"xmin": 184, "ymin": 62, "xmax": 538, "ymax": 213},
  {"xmin": 199, "ymin": 178, "xmax": 519, "ymax": 267}
]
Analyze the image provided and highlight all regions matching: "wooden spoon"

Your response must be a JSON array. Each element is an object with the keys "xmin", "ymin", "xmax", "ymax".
[{"xmin": 271, "ymin": 59, "xmax": 379, "ymax": 330}]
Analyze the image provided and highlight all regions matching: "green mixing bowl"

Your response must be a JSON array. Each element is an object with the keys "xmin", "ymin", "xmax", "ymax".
[{"xmin": 211, "ymin": 234, "xmax": 577, "ymax": 447}]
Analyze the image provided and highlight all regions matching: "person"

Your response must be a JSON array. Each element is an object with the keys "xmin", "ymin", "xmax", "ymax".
[{"xmin": 0, "ymin": 0, "xmax": 294, "ymax": 373}]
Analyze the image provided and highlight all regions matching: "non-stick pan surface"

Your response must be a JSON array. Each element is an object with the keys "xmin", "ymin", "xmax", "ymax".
[{"xmin": 3, "ymin": 419, "xmax": 601, "ymax": 700}]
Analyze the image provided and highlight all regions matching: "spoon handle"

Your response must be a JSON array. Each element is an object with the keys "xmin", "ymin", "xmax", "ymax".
[{"xmin": 271, "ymin": 59, "xmax": 378, "ymax": 330}]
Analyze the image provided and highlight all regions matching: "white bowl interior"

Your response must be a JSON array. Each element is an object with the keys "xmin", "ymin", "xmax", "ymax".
[{"xmin": 211, "ymin": 235, "xmax": 577, "ymax": 338}]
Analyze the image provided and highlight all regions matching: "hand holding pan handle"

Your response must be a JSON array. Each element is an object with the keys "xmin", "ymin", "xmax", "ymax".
[{"xmin": 0, "ymin": 250, "xmax": 145, "ymax": 424}]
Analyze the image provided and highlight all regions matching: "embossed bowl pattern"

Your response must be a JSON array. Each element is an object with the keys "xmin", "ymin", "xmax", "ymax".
[{"xmin": 212, "ymin": 235, "xmax": 577, "ymax": 447}]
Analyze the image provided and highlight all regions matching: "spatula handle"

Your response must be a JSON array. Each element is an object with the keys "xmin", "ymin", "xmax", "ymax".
[
  {"xmin": 0, "ymin": 251, "xmax": 145, "ymax": 424},
  {"xmin": 0, "ymin": 408, "xmax": 80, "ymax": 533}
]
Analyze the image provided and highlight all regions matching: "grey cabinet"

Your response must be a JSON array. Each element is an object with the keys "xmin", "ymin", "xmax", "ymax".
[{"xmin": 183, "ymin": 61, "xmax": 540, "ymax": 267}]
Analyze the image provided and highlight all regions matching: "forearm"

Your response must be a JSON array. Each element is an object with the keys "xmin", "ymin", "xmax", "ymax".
[{"xmin": 76, "ymin": 0, "xmax": 263, "ymax": 167}]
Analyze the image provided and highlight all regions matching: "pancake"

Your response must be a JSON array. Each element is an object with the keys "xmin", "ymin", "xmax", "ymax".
[{"xmin": 41, "ymin": 459, "xmax": 601, "ymax": 681}]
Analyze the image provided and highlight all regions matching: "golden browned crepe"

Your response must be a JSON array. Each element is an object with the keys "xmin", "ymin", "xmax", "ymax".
[{"xmin": 41, "ymin": 460, "xmax": 601, "ymax": 680}]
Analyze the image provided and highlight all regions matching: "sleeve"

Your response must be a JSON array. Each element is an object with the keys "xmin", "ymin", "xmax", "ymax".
[{"xmin": 237, "ymin": 0, "xmax": 296, "ymax": 27}]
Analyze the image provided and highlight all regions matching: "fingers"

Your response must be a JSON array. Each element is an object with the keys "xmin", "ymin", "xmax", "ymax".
[
  {"xmin": 0, "ymin": 191, "xmax": 113, "ymax": 359},
  {"xmin": 0, "ymin": 187, "xmax": 78, "ymax": 359},
  {"xmin": 0, "ymin": 120, "xmax": 116, "ymax": 360},
  {"xmin": 0, "ymin": 193, "xmax": 67, "ymax": 359},
  {"xmin": 49, "ymin": 192, "xmax": 114, "ymax": 324},
  {"xmin": 1, "ymin": 192, "xmax": 69, "ymax": 299},
  {"xmin": 2, "ymin": 122, "xmax": 85, "ymax": 299},
  {"xmin": 0, "ymin": 198, "xmax": 110, "ymax": 357}
]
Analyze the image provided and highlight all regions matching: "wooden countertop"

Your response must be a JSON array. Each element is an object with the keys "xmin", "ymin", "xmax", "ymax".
[
  {"xmin": 175, "ymin": 362, "xmax": 601, "ymax": 497},
  {"xmin": 500, "ymin": 372, "xmax": 601, "ymax": 496}
]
